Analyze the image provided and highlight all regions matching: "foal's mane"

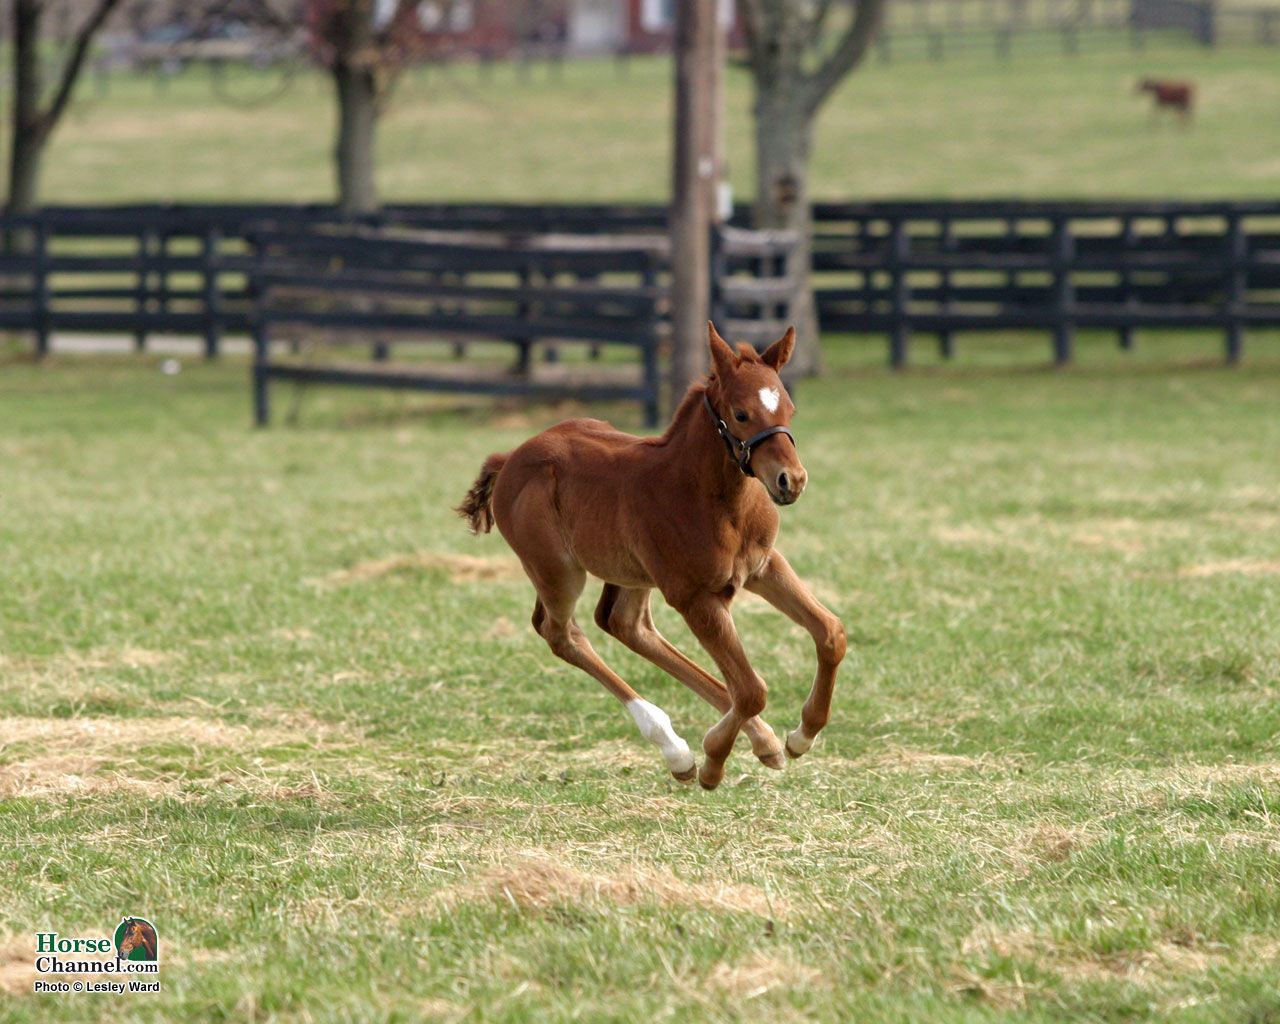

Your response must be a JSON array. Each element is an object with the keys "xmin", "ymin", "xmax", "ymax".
[{"xmin": 647, "ymin": 344, "xmax": 762, "ymax": 445}]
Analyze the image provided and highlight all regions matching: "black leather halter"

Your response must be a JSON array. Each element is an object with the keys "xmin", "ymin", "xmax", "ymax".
[{"xmin": 703, "ymin": 393, "xmax": 795, "ymax": 479}]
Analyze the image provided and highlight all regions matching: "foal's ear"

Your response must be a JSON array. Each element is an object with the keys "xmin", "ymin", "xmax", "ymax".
[
  {"xmin": 761, "ymin": 327, "xmax": 796, "ymax": 371},
  {"xmin": 707, "ymin": 321, "xmax": 737, "ymax": 379}
]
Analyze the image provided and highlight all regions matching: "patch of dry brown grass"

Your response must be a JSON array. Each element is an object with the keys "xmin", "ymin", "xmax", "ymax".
[
  {"xmin": 0, "ymin": 936, "xmax": 34, "ymax": 996},
  {"xmin": 931, "ymin": 522, "xmax": 1040, "ymax": 554},
  {"xmin": 958, "ymin": 924, "xmax": 1277, "ymax": 998},
  {"xmin": 1017, "ymin": 824, "xmax": 1094, "ymax": 865},
  {"xmin": 853, "ymin": 745, "xmax": 1013, "ymax": 773},
  {"xmin": 311, "ymin": 552, "xmax": 523, "ymax": 587},
  {"xmin": 1208, "ymin": 511, "xmax": 1280, "ymax": 532},
  {"xmin": 0, "ymin": 646, "xmax": 175, "ymax": 681},
  {"xmin": 1175, "ymin": 761, "xmax": 1280, "ymax": 782},
  {"xmin": 949, "ymin": 967, "xmax": 1033, "ymax": 1010},
  {"xmin": 485, "ymin": 616, "xmax": 519, "ymax": 638},
  {"xmin": 415, "ymin": 998, "xmax": 469, "ymax": 1021},
  {"xmin": 0, "ymin": 714, "xmax": 359, "ymax": 800},
  {"xmin": 441, "ymin": 850, "xmax": 788, "ymax": 918},
  {"xmin": 706, "ymin": 950, "xmax": 823, "ymax": 998},
  {"xmin": 1178, "ymin": 559, "xmax": 1280, "ymax": 578},
  {"xmin": 0, "ymin": 753, "xmax": 182, "ymax": 799}
]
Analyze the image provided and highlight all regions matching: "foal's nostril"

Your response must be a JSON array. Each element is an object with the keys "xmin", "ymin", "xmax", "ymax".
[{"xmin": 778, "ymin": 471, "xmax": 790, "ymax": 495}]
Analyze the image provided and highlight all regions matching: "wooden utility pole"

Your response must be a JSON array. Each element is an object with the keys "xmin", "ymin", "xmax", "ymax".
[{"xmin": 669, "ymin": 0, "xmax": 725, "ymax": 405}]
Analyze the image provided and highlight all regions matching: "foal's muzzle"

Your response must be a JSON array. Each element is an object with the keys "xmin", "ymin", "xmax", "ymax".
[{"xmin": 767, "ymin": 463, "xmax": 807, "ymax": 506}]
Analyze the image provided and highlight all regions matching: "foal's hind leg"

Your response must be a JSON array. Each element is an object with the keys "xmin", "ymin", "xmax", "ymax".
[
  {"xmin": 498, "ymin": 480, "xmax": 694, "ymax": 781},
  {"xmin": 523, "ymin": 571, "xmax": 696, "ymax": 782},
  {"xmin": 596, "ymin": 585, "xmax": 786, "ymax": 770}
]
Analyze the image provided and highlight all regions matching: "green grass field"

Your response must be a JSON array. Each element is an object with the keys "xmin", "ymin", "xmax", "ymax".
[
  {"xmin": 3, "ymin": 334, "xmax": 1280, "ymax": 1022},
  {"xmin": 27, "ymin": 43, "xmax": 1280, "ymax": 204}
]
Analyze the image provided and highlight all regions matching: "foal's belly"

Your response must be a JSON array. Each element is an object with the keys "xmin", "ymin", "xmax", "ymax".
[{"xmin": 570, "ymin": 532, "xmax": 654, "ymax": 588}]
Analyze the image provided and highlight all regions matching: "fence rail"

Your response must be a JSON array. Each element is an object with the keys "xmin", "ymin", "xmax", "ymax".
[
  {"xmin": 250, "ymin": 224, "xmax": 666, "ymax": 425},
  {"xmin": 810, "ymin": 199, "xmax": 1280, "ymax": 364},
  {"xmin": 3, "ymin": 201, "xmax": 1278, "ymax": 372},
  {"xmin": 875, "ymin": 0, "xmax": 1280, "ymax": 59}
]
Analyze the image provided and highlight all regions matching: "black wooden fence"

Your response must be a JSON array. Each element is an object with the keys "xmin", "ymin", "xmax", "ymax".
[
  {"xmin": 250, "ymin": 225, "xmax": 665, "ymax": 425},
  {"xmin": 872, "ymin": 0, "xmax": 1279, "ymax": 59},
  {"xmin": 811, "ymin": 200, "xmax": 1280, "ymax": 365},
  {"xmin": 1131, "ymin": 0, "xmax": 1280, "ymax": 45},
  {"xmin": 4, "ymin": 200, "xmax": 1278, "ymax": 374}
]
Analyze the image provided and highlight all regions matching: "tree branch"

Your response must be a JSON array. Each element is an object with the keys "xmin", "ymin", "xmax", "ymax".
[
  {"xmin": 40, "ymin": 0, "xmax": 123, "ymax": 134},
  {"xmin": 801, "ymin": 0, "xmax": 886, "ymax": 115},
  {"xmin": 806, "ymin": 0, "xmax": 840, "ymax": 45},
  {"xmin": 209, "ymin": 0, "xmax": 297, "ymax": 34},
  {"xmin": 736, "ymin": 0, "xmax": 772, "ymax": 73}
]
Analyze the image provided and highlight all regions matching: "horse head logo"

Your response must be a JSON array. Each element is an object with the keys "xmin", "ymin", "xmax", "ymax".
[{"xmin": 114, "ymin": 918, "xmax": 158, "ymax": 962}]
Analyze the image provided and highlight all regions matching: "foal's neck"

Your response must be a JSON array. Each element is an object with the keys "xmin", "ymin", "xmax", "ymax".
[{"xmin": 660, "ymin": 384, "xmax": 753, "ymax": 508}]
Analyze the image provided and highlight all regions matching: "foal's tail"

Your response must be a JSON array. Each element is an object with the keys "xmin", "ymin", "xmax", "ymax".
[{"xmin": 456, "ymin": 452, "xmax": 508, "ymax": 535}]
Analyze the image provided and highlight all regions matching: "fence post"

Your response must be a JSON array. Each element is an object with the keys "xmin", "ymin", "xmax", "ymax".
[
  {"xmin": 997, "ymin": 25, "xmax": 1013, "ymax": 57},
  {"xmin": 889, "ymin": 218, "xmax": 911, "ymax": 368},
  {"xmin": 136, "ymin": 228, "xmax": 154, "ymax": 352},
  {"xmin": 157, "ymin": 231, "xmax": 170, "ymax": 328},
  {"xmin": 642, "ymin": 258, "xmax": 660, "ymax": 428},
  {"xmin": 1051, "ymin": 215, "xmax": 1075, "ymax": 365},
  {"xmin": 540, "ymin": 267, "xmax": 559, "ymax": 365},
  {"xmin": 202, "ymin": 225, "xmax": 222, "ymax": 359},
  {"xmin": 513, "ymin": 263, "xmax": 533, "ymax": 375},
  {"xmin": 1119, "ymin": 216, "xmax": 1136, "ymax": 351},
  {"xmin": 938, "ymin": 216, "xmax": 955, "ymax": 360},
  {"xmin": 1199, "ymin": 0, "xmax": 1216, "ymax": 46},
  {"xmin": 445, "ymin": 272, "xmax": 467, "ymax": 359},
  {"xmin": 708, "ymin": 224, "xmax": 728, "ymax": 330},
  {"xmin": 1225, "ymin": 211, "xmax": 1246, "ymax": 364},
  {"xmin": 34, "ymin": 218, "xmax": 50, "ymax": 358},
  {"xmin": 252, "ymin": 279, "xmax": 270, "ymax": 427}
]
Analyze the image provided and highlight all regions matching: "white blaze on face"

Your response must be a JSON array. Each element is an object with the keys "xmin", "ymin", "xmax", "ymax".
[
  {"xmin": 759, "ymin": 386, "xmax": 781, "ymax": 415},
  {"xmin": 627, "ymin": 699, "xmax": 694, "ymax": 775}
]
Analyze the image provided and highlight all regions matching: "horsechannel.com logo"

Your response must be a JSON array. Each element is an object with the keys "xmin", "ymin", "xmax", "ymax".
[{"xmin": 30, "ymin": 917, "xmax": 161, "ymax": 995}]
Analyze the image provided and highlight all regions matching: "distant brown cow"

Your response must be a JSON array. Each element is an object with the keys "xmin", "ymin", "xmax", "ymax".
[{"xmin": 1138, "ymin": 78, "xmax": 1194, "ymax": 122}]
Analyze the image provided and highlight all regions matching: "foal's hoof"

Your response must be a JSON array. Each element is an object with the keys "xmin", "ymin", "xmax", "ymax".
[
  {"xmin": 698, "ymin": 763, "xmax": 724, "ymax": 790},
  {"xmin": 757, "ymin": 750, "xmax": 787, "ymax": 771},
  {"xmin": 785, "ymin": 727, "xmax": 814, "ymax": 760},
  {"xmin": 671, "ymin": 763, "xmax": 697, "ymax": 783}
]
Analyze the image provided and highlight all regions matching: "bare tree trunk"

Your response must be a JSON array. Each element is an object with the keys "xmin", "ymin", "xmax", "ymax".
[
  {"xmin": 752, "ymin": 91, "xmax": 819, "ymax": 375},
  {"xmin": 738, "ymin": 0, "xmax": 887, "ymax": 377},
  {"xmin": 8, "ymin": 0, "xmax": 122, "ymax": 222},
  {"xmin": 334, "ymin": 60, "xmax": 378, "ymax": 216},
  {"xmin": 9, "ymin": 0, "xmax": 46, "ymax": 219},
  {"xmin": 8, "ymin": 130, "xmax": 45, "ymax": 219}
]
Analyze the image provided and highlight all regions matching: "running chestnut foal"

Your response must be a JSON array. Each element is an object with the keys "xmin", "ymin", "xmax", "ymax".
[{"xmin": 457, "ymin": 323, "xmax": 846, "ymax": 790}]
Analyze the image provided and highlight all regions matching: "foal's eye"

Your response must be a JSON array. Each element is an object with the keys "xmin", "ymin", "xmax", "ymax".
[{"xmin": 733, "ymin": 410, "xmax": 748, "ymax": 423}]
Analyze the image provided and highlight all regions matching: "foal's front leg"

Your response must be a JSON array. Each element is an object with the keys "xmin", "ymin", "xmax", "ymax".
[
  {"xmin": 745, "ymin": 551, "xmax": 846, "ymax": 758},
  {"xmin": 678, "ymin": 593, "xmax": 769, "ymax": 790}
]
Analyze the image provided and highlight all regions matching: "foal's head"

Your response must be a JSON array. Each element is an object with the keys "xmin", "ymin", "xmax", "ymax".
[{"xmin": 706, "ymin": 323, "xmax": 807, "ymax": 505}]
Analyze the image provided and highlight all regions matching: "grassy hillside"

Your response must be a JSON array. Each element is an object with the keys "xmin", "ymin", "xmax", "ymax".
[{"xmin": 27, "ymin": 44, "xmax": 1280, "ymax": 205}]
